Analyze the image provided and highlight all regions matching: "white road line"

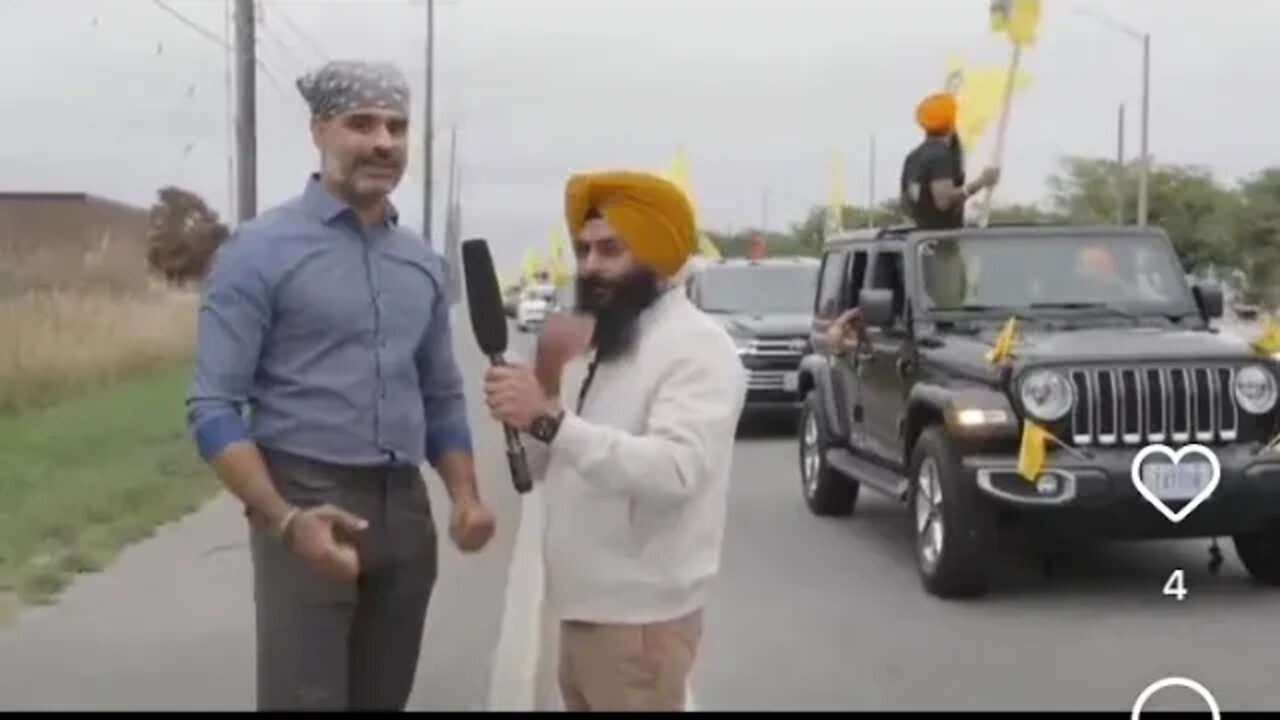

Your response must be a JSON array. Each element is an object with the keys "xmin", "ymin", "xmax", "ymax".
[{"xmin": 485, "ymin": 485, "xmax": 546, "ymax": 710}]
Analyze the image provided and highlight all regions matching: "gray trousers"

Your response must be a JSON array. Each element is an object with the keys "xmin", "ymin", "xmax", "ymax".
[{"xmin": 248, "ymin": 447, "xmax": 438, "ymax": 711}]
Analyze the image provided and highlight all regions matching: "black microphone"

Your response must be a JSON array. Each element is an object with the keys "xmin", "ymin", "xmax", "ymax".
[{"xmin": 461, "ymin": 237, "xmax": 533, "ymax": 494}]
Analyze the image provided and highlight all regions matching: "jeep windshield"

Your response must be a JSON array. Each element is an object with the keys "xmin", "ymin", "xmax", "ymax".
[
  {"xmin": 698, "ymin": 264, "xmax": 819, "ymax": 315},
  {"xmin": 916, "ymin": 233, "xmax": 1199, "ymax": 318}
]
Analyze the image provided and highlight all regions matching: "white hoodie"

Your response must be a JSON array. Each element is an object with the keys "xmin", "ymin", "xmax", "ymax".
[{"xmin": 528, "ymin": 286, "xmax": 747, "ymax": 624}]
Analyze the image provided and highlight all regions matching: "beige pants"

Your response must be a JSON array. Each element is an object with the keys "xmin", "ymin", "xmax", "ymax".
[{"xmin": 558, "ymin": 609, "xmax": 704, "ymax": 711}]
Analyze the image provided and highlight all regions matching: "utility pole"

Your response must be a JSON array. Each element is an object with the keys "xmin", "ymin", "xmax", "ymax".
[
  {"xmin": 223, "ymin": 0, "xmax": 236, "ymax": 220},
  {"xmin": 1136, "ymin": 33, "xmax": 1151, "ymax": 226},
  {"xmin": 1115, "ymin": 103, "xmax": 1126, "ymax": 225},
  {"xmin": 233, "ymin": 0, "xmax": 257, "ymax": 221},
  {"xmin": 422, "ymin": 0, "xmax": 436, "ymax": 247},
  {"xmin": 444, "ymin": 125, "xmax": 460, "ymax": 303},
  {"xmin": 867, "ymin": 134, "xmax": 877, "ymax": 227}
]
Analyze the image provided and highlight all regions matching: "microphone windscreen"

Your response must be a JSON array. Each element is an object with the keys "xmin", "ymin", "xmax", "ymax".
[{"xmin": 461, "ymin": 238, "xmax": 509, "ymax": 356}]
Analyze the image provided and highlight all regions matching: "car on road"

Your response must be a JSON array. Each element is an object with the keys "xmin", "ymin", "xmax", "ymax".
[
  {"xmin": 515, "ymin": 283, "xmax": 559, "ymax": 333},
  {"xmin": 685, "ymin": 256, "xmax": 820, "ymax": 414},
  {"xmin": 796, "ymin": 223, "xmax": 1280, "ymax": 599}
]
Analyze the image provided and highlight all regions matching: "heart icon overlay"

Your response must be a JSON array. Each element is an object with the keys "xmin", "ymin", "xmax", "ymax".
[{"xmin": 1130, "ymin": 443, "xmax": 1222, "ymax": 524}]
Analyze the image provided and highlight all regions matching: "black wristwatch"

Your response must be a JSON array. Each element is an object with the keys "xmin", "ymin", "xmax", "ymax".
[{"xmin": 529, "ymin": 409, "xmax": 566, "ymax": 444}]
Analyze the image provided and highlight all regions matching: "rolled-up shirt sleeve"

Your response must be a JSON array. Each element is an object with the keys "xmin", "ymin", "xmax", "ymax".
[
  {"xmin": 417, "ymin": 284, "xmax": 473, "ymax": 465},
  {"xmin": 186, "ymin": 236, "xmax": 272, "ymax": 462}
]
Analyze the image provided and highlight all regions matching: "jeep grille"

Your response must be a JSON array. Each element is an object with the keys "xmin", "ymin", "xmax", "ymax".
[{"xmin": 1067, "ymin": 365, "xmax": 1239, "ymax": 447}]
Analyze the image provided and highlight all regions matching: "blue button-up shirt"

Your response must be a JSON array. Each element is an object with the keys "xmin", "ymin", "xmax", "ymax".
[{"xmin": 186, "ymin": 174, "xmax": 472, "ymax": 468}]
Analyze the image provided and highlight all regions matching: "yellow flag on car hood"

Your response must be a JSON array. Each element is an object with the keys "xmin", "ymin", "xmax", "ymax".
[
  {"xmin": 1017, "ymin": 419, "xmax": 1050, "ymax": 482},
  {"xmin": 1250, "ymin": 314, "xmax": 1280, "ymax": 356},
  {"xmin": 986, "ymin": 316, "xmax": 1019, "ymax": 364}
]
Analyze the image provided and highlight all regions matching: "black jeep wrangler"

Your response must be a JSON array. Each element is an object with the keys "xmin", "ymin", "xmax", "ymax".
[{"xmin": 796, "ymin": 223, "xmax": 1280, "ymax": 599}]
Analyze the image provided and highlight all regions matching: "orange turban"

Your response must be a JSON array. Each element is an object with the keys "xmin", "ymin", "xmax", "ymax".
[
  {"xmin": 916, "ymin": 92, "xmax": 958, "ymax": 135},
  {"xmin": 564, "ymin": 171, "xmax": 697, "ymax": 278}
]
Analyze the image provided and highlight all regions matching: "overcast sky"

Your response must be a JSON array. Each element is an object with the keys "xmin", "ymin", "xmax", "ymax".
[{"xmin": 3, "ymin": 0, "xmax": 1277, "ymax": 273}]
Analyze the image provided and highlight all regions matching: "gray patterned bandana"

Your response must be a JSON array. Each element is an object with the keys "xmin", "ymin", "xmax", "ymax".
[{"xmin": 296, "ymin": 60, "xmax": 411, "ymax": 119}]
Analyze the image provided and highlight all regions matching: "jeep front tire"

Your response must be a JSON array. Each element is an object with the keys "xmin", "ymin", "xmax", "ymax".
[
  {"xmin": 798, "ymin": 391, "xmax": 858, "ymax": 517},
  {"xmin": 908, "ymin": 426, "xmax": 996, "ymax": 598},
  {"xmin": 1233, "ymin": 524, "xmax": 1280, "ymax": 586}
]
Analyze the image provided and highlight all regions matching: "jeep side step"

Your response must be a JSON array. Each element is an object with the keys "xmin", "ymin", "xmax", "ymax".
[{"xmin": 824, "ymin": 449, "xmax": 910, "ymax": 501}]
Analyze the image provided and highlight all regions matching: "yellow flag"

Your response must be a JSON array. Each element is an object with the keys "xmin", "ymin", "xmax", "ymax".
[
  {"xmin": 1017, "ymin": 419, "xmax": 1049, "ymax": 482},
  {"xmin": 945, "ymin": 55, "xmax": 1034, "ymax": 156},
  {"xmin": 548, "ymin": 226, "xmax": 572, "ymax": 287},
  {"xmin": 663, "ymin": 149, "xmax": 722, "ymax": 259},
  {"xmin": 520, "ymin": 248, "xmax": 545, "ymax": 284},
  {"xmin": 986, "ymin": 316, "xmax": 1019, "ymax": 364},
  {"xmin": 990, "ymin": 0, "xmax": 1042, "ymax": 47},
  {"xmin": 1251, "ymin": 314, "xmax": 1280, "ymax": 355},
  {"xmin": 826, "ymin": 153, "xmax": 846, "ymax": 236}
]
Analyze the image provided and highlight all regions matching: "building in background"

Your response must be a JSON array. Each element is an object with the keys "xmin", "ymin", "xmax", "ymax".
[{"xmin": 0, "ymin": 192, "xmax": 150, "ymax": 260}]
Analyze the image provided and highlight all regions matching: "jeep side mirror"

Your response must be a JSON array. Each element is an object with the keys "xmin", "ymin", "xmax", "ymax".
[
  {"xmin": 1193, "ymin": 283, "xmax": 1224, "ymax": 319},
  {"xmin": 859, "ymin": 288, "xmax": 896, "ymax": 327}
]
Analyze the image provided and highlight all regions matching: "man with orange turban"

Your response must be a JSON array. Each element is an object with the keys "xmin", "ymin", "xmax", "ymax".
[
  {"xmin": 483, "ymin": 170, "xmax": 747, "ymax": 711},
  {"xmin": 900, "ymin": 92, "xmax": 1002, "ymax": 229}
]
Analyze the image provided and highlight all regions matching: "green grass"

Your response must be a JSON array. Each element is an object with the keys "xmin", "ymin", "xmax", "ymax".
[{"xmin": 0, "ymin": 363, "xmax": 218, "ymax": 622}]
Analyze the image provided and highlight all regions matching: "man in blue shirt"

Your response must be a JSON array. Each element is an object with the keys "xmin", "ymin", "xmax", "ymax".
[{"xmin": 186, "ymin": 59, "xmax": 495, "ymax": 711}]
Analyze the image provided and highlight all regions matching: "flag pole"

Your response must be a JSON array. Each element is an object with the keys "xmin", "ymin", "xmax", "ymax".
[{"xmin": 976, "ymin": 42, "xmax": 1021, "ymax": 228}]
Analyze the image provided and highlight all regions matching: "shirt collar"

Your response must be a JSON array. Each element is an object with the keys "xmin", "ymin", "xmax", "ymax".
[{"xmin": 301, "ymin": 173, "xmax": 400, "ymax": 228}]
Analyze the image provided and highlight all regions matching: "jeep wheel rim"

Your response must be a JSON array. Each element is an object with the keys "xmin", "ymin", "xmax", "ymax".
[
  {"xmin": 801, "ymin": 410, "xmax": 820, "ymax": 497},
  {"xmin": 915, "ymin": 457, "xmax": 944, "ymax": 571}
]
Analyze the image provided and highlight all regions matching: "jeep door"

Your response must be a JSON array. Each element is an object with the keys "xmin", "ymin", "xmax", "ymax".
[
  {"xmin": 812, "ymin": 249, "xmax": 853, "ymax": 440},
  {"xmin": 856, "ymin": 247, "xmax": 911, "ymax": 467},
  {"xmin": 835, "ymin": 248, "xmax": 871, "ymax": 449}
]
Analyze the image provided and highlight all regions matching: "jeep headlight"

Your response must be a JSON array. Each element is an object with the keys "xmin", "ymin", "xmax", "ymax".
[
  {"xmin": 731, "ymin": 335, "xmax": 752, "ymax": 354},
  {"xmin": 1018, "ymin": 369, "xmax": 1074, "ymax": 422},
  {"xmin": 1233, "ymin": 364, "xmax": 1278, "ymax": 414}
]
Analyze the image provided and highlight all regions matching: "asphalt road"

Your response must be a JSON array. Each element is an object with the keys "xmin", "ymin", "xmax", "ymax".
[
  {"xmin": 1, "ymin": 316, "xmax": 1274, "ymax": 711},
  {"xmin": 695, "ymin": 321, "xmax": 1278, "ymax": 713},
  {"xmin": 0, "ymin": 308, "xmax": 524, "ymax": 711}
]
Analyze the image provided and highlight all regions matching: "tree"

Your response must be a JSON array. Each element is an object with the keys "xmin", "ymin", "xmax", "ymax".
[
  {"xmin": 1046, "ymin": 156, "xmax": 1238, "ymax": 272},
  {"xmin": 706, "ymin": 155, "xmax": 1279, "ymax": 310},
  {"xmin": 1233, "ymin": 168, "xmax": 1280, "ymax": 307},
  {"xmin": 146, "ymin": 186, "xmax": 229, "ymax": 283}
]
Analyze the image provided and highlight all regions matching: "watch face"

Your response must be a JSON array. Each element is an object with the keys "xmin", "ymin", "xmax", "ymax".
[
  {"xmin": 532, "ymin": 413, "xmax": 560, "ymax": 442},
  {"xmin": 531, "ymin": 416, "xmax": 550, "ymax": 441}
]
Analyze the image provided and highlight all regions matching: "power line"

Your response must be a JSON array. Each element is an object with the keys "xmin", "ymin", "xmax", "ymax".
[
  {"xmin": 266, "ymin": 2, "xmax": 329, "ymax": 63},
  {"xmin": 256, "ymin": 14, "xmax": 305, "ymax": 68},
  {"xmin": 1063, "ymin": 0, "xmax": 1144, "ymax": 40},
  {"xmin": 150, "ymin": 0, "xmax": 285, "ymax": 93}
]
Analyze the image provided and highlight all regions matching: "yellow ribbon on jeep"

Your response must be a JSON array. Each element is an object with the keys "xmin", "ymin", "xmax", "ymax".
[
  {"xmin": 986, "ymin": 316, "xmax": 1019, "ymax": 365},
  {"xmin": 1250, "ymin": 314, "xmax": 1280, "ymax": 356},
  {"xmin": 1017, "ymin": 419, "xmax": 1049, "ymax": 482}
]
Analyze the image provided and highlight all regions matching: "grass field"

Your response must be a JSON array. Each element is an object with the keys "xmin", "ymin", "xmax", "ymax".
[
  {"xmin": 0, "ymin": 362, "xmax": 218, "ymax": 622},
  {"xmin": 0, "ymin": 243, "xmax": 216, "ymax": 624}
]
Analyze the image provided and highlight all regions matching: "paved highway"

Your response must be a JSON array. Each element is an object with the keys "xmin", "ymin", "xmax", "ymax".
[
  {"xmin": 695, "ymin": 416, "xmax": 1277, "ymax": 712},
  {"xmin": 693, "ymin": 320, "xmax": 1277, "ymax": 713},
  {"xmin": 0, "ymin": 316, "xmax": 1274, "ymax": 711}
]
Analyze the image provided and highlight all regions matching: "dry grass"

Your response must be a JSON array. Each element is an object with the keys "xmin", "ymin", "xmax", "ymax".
[
  {"xmin": 0, "ymin": 245, "xmax": 200, "ymax": 414},
  {"xmin": 0, "ymin": 244, "xmax": 217, "ymax": 618}
]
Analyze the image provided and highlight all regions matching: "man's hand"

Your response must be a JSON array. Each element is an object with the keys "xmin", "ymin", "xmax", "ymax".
[
  {"xmin": 449, "ymin": 497, "xmax": 496, "ymax": 553},
  {"xmin": 976, "ymin": 166, "xmax": 1001, "ymax": 190},
  {"xmin": 535, "ymin": 313, "xmax": 595, "ymax": 395},
  {"xmin": 485, "ymin": 364, "xmax": 558, "ymax": 431},
  {"xmin": 824, "ymin": 307, "xmax": 864, "ymax": 354},
  {"xmin": 286, "ymin": 504, "xmax": 368, "ymax": 582}
]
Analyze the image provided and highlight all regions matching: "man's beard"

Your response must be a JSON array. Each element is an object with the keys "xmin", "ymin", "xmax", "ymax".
[{"xmin": 575, "ymin": 268, "xmax": 662, "ymax": 361}]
